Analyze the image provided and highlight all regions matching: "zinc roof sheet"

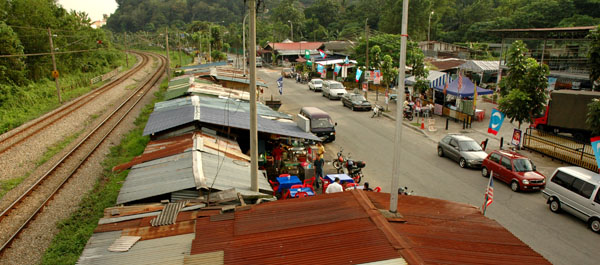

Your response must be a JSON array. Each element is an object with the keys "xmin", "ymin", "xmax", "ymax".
[
  {"xmin": 143, "ymin": 105, "xmax": 195, "ymax": 136},
  {"xmin": 459, "ymin": 60, "xmax": 500, "ymax": 72},
  {"xmin": 77, "ymin": 232, "xmax": 194, "ymax": 265},
  {"xmin": 364, "ymin": 192, "xmax": 551, "ymax": 265}
]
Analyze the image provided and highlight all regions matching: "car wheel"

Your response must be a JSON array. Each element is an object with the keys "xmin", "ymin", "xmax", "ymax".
[
  {"xmin": 510, "ymin": 181, "xmax": 519, "ymax": 192},
  {"xmin": 549, "ymin": 197, "xmax": 561, "ymax": 213},
  {"xmin": 589, "ymin": 218, "xmax": 600, "ymax": 233},
  {"xmin": 459, "ymin": 158, "xmax": 466, "ymax": 168},
  {"xmin": 481, "ymin": 167, "xmax": 489, "ymax": 177},
  {"xmin": 437, "ymin": 147, "xmax": 444, "ymax": 157}
]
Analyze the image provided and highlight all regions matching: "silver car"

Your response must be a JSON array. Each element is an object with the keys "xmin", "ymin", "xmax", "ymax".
[
  {"xmin": 437, "ymin": 134, "xmax": 487, "ymax": 168},
  {"xmin": 308, "ymin": 79, "xmax": 323, "ymax": 91}
]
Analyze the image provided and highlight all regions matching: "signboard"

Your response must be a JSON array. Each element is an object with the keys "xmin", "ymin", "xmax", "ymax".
[
  {"xmin": 512, "ymin": 129, "xmax": 522, "ymax": 146},
  {"xmin": 548, "ymin": 77, "xmax": 557, "ymax": 91},
  {"xmin": 365, "ymin": 71, "xmax": 371, "ymax": 80},
  {"xmin": 52, "ymin": 70, "xmax": 59, "ymax": 79},
  {"xmin": 320, "ymin": 68, "xmax": 327, "ymax": 78},
  {"xmin": 362, "ymin": 82, "xmax": 368, "ymax": 92},
  {"xmin": 374, "ymin": 70, "xmax": 381, "ymax": 85}
]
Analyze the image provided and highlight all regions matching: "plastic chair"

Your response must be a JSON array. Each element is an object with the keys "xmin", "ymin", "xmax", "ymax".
[
  {"xmin": 303, "ymin": 177, "xmax": 315, "ymax": 187},
  {"xmin": 290, "ymin": 184, "xmax": 304, "ymax": 190},
  {"xmin": 279, "ymin": 174, "xmax": 291, "ymax": 178},
  {"xmin": 319, "ymin": 177, "xmax": 330, "ymax": 193},
  {"xmin": 295, "ymin": 192, "xmax": 309, "ymax": 198},
  {"xmin": 373, "ymin": 186, "xmax": 381, "ymax": 192},
  {"xmin": 345, "ymin": 183, "xmax": 357, "ymax": 190},
  {"xmin": 268, "ymin": 179, "xmax": 279, "ymax": 196},
  {"xmin": 281, "ymin": 190, "xmax": 290, "ymax": 200}
]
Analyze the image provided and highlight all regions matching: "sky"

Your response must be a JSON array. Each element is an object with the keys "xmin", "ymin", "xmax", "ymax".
[{"xmin": 57, "ymin": 0, "xmax": 118, "ymax": 21}]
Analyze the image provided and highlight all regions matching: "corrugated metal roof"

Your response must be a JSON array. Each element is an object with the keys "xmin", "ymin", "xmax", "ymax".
[
  {"xmin": 143, "ymin": 105, "xmax": 195, "ymax": 136},
  {"xmin": 184, "ymin": 251, "xmax": 223, "ymax": 265},
  {"xmin": 188, "ymin": 83, "xmax": 250, "ymax": 101},
  {"xmin": 153, "ymin": 96, "xmax": 290, "ymax": 120},
  {"xmin": 150, "ymin": 201, "xmax": 187, "ymax": 226},
  {"xmin": 364, "ymin": 192, "xmax": 551, "ymax": 265},
  {"xmin": 459, "ymin": 60, "xmax": 500, "ymax": 72},
  {"xmin": 179, "ymin": 61, "xmax": 227, "ymax": 70},
  {"xmin": 107, "ymin": 236, "xmax": 141, "ymax": 252},
  {"xmin": 77, "ymin": 232, "xmax": 194, "ymax": 265},
  {"xmin": 164, "ymin": 86, "xmax": 191, "ymax": 101},
  {"xmin": 123, "ymin": 220, "xmax": 196, "ymax": 241},
  {"xmin": 265, "ymin": 42, "xmax": 323, "ymax": 51}
]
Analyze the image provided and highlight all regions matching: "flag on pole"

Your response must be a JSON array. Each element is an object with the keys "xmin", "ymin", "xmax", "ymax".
[
  {"xmin": 457, "ymin": 71, "xmax": 463, "ymax": 96},
  {"xmin": 334, "ymin": 64, "xmax": 341, "ymax": 76},
  {"xmin": 317, "ymin": 64, "xmax": 324, "ymax": 74},
  {"xmin": 319, "ymin": 49, "xmax": 327, "ymax": 59},
  {"xmin": 443, "ymin": 74, "xmax": 448, "ymax": 95},
  {"xmin": 473, "ymin": 81, "xmax": 478, "ymax": 111},
  {"xmin": 344, "ymin": 56, "xmax": 349, "ymax": 65},
  {"xmin": 355, "ymin": 68, "xmax": 363, "ymax": 83},
  {"xmin": 488, "ymin": 108, "xmax": 506, "ymax": 135},
  {"xmin": 304, "ymin": 49, "xmax": 310, "ymax": 59},
  {"xmin": 277, "ymin": 76, "xmax": 283, "ymax": 95},
  {"xmin": 591, "ymin": 136, "xmax": 600, "ymax": 171},
  {"xmin": 482, "ymin": 173, "xmax": 494, "ymax": 215}
]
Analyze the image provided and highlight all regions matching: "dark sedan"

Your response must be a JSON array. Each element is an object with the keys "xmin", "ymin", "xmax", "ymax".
[
  {"xmin": 341, "ymin": 93, "xmax": 372, "ymax": 111},
  {"xmin": 437, "ymin": 134, "xmax": 488, "ymax": 168}
]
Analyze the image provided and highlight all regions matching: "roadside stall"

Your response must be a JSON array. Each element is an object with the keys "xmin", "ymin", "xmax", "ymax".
[{"xmin": 432, "ymin": 76, "xmax": 493, "ymax": 122}]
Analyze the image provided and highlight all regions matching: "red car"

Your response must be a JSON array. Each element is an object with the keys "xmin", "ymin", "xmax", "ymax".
[{"xmin": 481, "ymin": 150, "xmax": 546, "ymax": 192}]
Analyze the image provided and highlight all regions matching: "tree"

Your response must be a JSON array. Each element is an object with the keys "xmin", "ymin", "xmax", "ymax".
[
  {"xmin": 0, "ymin": 22, "xmax": 27, "ymax": 86},
  {"xmin": 498, "ymin": 41, "xmax": 549, "ymax": 129},
  {"xmin": 380, "ymin": 54, "xmax": 398, "ymax": 110},
  {"xmin": 587, "ymin": 25, "xmax": 600, "ymax": 90},
  {"xmin": 587, "ymin": 99, "xmax": 600, "ymax": 136}
]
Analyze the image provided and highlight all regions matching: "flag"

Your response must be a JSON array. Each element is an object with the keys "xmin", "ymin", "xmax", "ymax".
[
  {"xmin": 457, "ymin": 71, "xmax": 463, "ymax": 96},
  {"xmin": 591, "ymin": 136, "xmax": 600, "ymax": 171},
  {"xmin": 304, "ymin": 49, "xmax": 310, "ymax": 59},
  {"xmin": 334, "ymin": 64, "xmax": 341, "ymax": 75},
  {"xmin": 443, "ymin": 74, "xmax": 448, "ymax": 95},
  {"xmin": 473, "ymin": 81, "xmax": 478, "ymax": 111},
  {"xmin": 488, "ymin": 108, "xmax": 505, "ymax": 135},
  {"xmin": 482, "ymin": 174, "xmax": 494, "ymax": 215},
  {"xmin": 317, "ymin": 64, "xmax": 324, "ymax": 74},
  {"xmin": 277, "ymin": 76, "xmax": 283, "ymax": 95},
  {"xmin": 319, "ymin": 49, "xmax": 326, "ymax": 58},
  {"xmin": 355, "ymin": 68, "xmax": 363, "ymax": 83},
  {"xmin": 344, "ymin": 56, "xmax": 349, "ymax": 65}
]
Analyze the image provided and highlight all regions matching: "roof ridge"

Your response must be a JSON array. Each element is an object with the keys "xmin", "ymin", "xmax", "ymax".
[{"xmin": 351, "ymin": 190, "xmax": 424, "ymax": 265}]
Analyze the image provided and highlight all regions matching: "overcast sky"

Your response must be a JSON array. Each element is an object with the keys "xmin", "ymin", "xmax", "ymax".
[{"xmin": 58, "ymin": 0, "xmax": 118, "ymax": 21}]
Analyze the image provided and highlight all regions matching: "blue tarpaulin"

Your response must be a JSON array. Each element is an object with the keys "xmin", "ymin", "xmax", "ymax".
[{"xmin": 433, "ymin": 76, "xmax": 493, "ymax": 97}]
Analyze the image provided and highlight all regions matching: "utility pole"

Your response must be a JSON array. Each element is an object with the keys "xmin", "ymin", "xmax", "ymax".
[
  {"xmin": 249, "ymin": 0, "xmax": 258, "ymax": 192},
  {"xmin": 124, "ymin": 32, "xmax": 129, "ymax": 67},
  {"xmin": 365, "ymin": 18, "xmax": 369, "ymax": 99},
  {"xmin": 177, "ymin": 30, "xmax": 183, "ymax": 67},
  {"xmin": 47, "ymin": 28, "xmax": 61, "ymax": 103},
  {"xmin": 243, "ymin": 14, "xmax": 249, "ymax": 75},
  {"xmin": 390, "ymin": 0, "xmax": 409, "ymax": 213},
  {"xmin": 165, "ymin": 28, "xmax": 171, "ymax": 79}
]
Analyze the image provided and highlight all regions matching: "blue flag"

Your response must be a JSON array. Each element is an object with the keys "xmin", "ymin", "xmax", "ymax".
[
  {"xmin": 591, "ymin": 136, "xmax": 600, "ymax": 171},
  {"xmin": 487, "ymin": 109, "xmax": 505, "ymax": 135},
  {"xmin": 344, "ymin": 56, "xmax": 349, "ymax": 65},
  {"xmin": 334, "ymin": 64, "xmax": 341, "ymax": 75},
  {"xmin": 317, "ymin": 64, "xmax": 324, "ymax": 74},
  {"xmin": 355, "ymin": 68, "xmax": 363, "ymax": 83},
  {"xmin": 277, "ymin": 76, "xmax": 283, "ymax": 95}
]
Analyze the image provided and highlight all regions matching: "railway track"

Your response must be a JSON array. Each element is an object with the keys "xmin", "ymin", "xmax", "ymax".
[
  {"xmin": 0, "ymin": 52, "xmax": 167, "ymax": 256},
  {"xmin": 0, "ymin": 52, "xmax": 149, "ymax": 155}
]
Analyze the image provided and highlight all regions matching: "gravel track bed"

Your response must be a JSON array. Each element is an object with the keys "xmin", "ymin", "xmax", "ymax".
[
  {"xmin": 0, "ymin": 54, "xmax": 163, "ymax": 264},
  {"xmin": 0, "ymin": 54, "xmax": 148, "ymax": 203}
]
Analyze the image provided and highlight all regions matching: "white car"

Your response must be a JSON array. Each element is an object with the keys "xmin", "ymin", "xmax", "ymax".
[
  {"xmin": 308, "ymin": 79, "xmax": 323, "ymax": 91},
  {"xmin": 322, "ymin": 80, "xmax": 347, "ymax": 100}
]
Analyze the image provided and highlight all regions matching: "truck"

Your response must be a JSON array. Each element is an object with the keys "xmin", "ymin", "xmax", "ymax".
[{"xmin": 532, "ymin": 90, "xmax": 600, "ymax": 140}]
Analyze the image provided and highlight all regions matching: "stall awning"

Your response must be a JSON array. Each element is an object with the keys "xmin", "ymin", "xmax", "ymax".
[
  {"xmin": 459, "ymin": 60, "xmax": 500, "ymax": 73},
  {"xmin": 315, "ymin": 59, "xmax": 357, "ymax": 66},
  {"xmin": 406, "ymin": 70, "xmax": 451, "ymax": 88},
  {"xmin": 433, "ymin": 76, "xmax": 493, "ymax": 97}
]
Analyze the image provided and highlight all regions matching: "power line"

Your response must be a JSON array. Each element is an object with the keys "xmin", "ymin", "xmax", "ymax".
[{"xmin": 0, "ymin": 48, "xmax": 105, "ymax": 58}]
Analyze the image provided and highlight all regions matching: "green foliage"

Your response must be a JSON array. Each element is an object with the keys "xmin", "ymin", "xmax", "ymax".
[
  {"xmin": 353, "ymin": 34, "xmax": 425, "ymax": 75},
  {"xmin": 380, "ymin": 54, "xmax": 398, "ymax": 89},
  {"xmin": 587, "ymin": 98, "xmax": 600, "ymax": 135},
  {"xmin": 497, "ymin": 41, "xmax": 549, "ymax": 129},
  {"xmin": 0, "ymin": 21, "xmax": 26, "ymax": 85},
  {"xmin": 40, "ymin": 78, "xmax": 167, "ymax": 265},
  {"xmin": 588, "ymin": 25, "xmax": 600, "ymax": 90}
]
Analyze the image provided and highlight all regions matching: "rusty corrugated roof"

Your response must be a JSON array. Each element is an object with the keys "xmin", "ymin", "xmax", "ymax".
[{"xmin": 365, "ymin": 192, "xmax": 551, "ymax": 265}]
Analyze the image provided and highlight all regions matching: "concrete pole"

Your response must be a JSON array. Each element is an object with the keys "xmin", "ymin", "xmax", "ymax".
[
  {"xmin": 47, "ymin": 28, "xmax": 62, "ymax": 103},
  {"xmin": 124, "ymin": 32, "xmax": 129, "ymax": 67},
  {"xmin": 365, "ymin": 18, "xmax": 369, "ymax": 99},
  {"xmin": 177, "ymin": 31, "xmax": 183, "ymax": 67},
  {"xmin": 166, "ymin": 28, "xmax": 171, "ymax": 79},
  {"xmin": 243, "ymin": 14, "xmax": 248, "ymax": 75},
  {"xmin": 249, "ymin": 0, "xmax": 258, "ymax": 192},
  {"xmin": 390, "ymin": 0, "xmax": 409, "ymax": 213}
]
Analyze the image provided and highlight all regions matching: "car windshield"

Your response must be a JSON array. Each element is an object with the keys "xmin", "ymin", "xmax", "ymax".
[
  {"xmin": 350, "ymin": 95, "xmax": 366, "ymax": 101},
  {"xmin": 330, "ymin": 83, "xmax": 343, "ymax": 89},
  {"xmin": 311, "ymin": 117, "xmax": 334, "ymax": 129},
  {"xmin": 458, "ymin": 140, "xmax": 482, "ymax": 151},
  {"xmin": 513, "ymin": 159, "xmax": 534, "ymax": 172},
  {"xmin": 313, "ymin": 80, "xmax": 322, "ymax": 84}
]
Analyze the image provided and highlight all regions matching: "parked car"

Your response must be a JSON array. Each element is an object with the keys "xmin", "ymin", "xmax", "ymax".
[
  {"xmin": 322, "ymin": 80, "xmax": 347, "ymax": 100},
  {"xmin": 281, "ymin": 68, "xmax": 293, "ymax": 78},
  {"xmin": 542, "ymin": 166, "xmax": 600, "ymax": 233},
  {"xmin": 308, "ymin": 79, "xmax": 323, "ymax": 91},
  {"xmin": 481, "ymin": 150, "xmax": 546, "ymax": 192},
  {"xmin": 437, "ymin": 134, "xmax": 488, "ymax": 168},
  {"xmin": 341, "ymin": 93, "xmax": 372, "ymax": 111}
]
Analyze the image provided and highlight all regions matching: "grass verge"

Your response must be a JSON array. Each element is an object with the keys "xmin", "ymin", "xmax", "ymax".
[{"xmin": 39, "ymin": 78, "xmax": 167, "ymax": 265}]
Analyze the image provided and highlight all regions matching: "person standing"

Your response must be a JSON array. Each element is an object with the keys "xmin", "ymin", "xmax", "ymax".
[
  {"xmin": 325, "ymin": 178, "xmax": 343, "ymax": 193},
  {"xmin": 313, "ymin": 155, "xmax": 324, "ymax": 188},
  {"xmin": 272, "ymin": 144, "xmax": 283, "ymax": 171}
]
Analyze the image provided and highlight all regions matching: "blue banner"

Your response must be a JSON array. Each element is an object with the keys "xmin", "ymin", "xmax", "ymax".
[
  {"xmin": 487, "ymin": 109, "xmax": 505, "ymax": 135},
  {"xmin": 344, "ymin": 56, "xmax": 349, "ymax": 65},
  {"xmin": 277, "ymin": 76, "xmax": 283, "ymax": 95},
  {"xmin": 591, "ymin": 136, "xmax": 600, "ymax": 171},
  {"xmin": 355, "ymin": 68, "xmax": 363, "ymax": 83},
  {"xmin": 334, "ymin": 64, "xmax": 341, "ymax": 75},
  {"xmin": 317, "ymin": 64, "xmax": 324, "ymax": 73}
]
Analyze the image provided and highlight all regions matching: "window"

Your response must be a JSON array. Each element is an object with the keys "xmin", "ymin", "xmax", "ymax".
[
  {"xmin": 311, "ymin": 118, "xmax": 334, "ymax": 129},
  {"xmin": 490, "ymin": 153, "xmax": 501, "ymax": 163},
  {"xmin": 513, "ymin": 159, "xmax": 534, "ymax": 172},
  {"xmin": 551, "ymin": 171, "xmax": 575, "ymax": 189},
  {"xmin": 458, "ymin": 140, "xmax": 482, "ymax": 151},
  {"xmin": 595, "ymin": 189, "xmax": 600, "ymax": 204},
  {"xmin": 571, "ymin": 179, "xmax": 596, "ymax": 199},
  {"xmin": 449, "ymin": 139, "xmax": 458, "ymax": 148},
  {"xmin": 441, "ymin": 136, "xmax": 451, "ymax": 144},
  {"xmin": 501, "ymin": 157, "xmax": 512, "ymax": 170}
]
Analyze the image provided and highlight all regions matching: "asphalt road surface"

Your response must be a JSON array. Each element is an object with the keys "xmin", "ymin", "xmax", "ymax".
[{"xmin": 258, "ymin": 67, "xmax": 597, "ymax": 265}]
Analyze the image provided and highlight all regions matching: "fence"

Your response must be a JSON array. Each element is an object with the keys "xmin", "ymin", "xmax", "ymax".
[
  {"xmin": 90, "ymin": 66, "xmax": 123, "ymax": 85},
  {"xmin": 523, "ymin": 128, "xmax": 598, "ymax": 172}
]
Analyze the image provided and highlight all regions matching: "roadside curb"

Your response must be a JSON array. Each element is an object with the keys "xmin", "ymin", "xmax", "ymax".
[{"xmin": 381, "ymin": 112, "xmax": 435, "ymax": 142}]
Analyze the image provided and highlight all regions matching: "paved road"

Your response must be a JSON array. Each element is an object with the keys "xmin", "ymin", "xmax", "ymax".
[{"xmin": 257, "ymin": 67, "xmax": 597, "ymax": 265}]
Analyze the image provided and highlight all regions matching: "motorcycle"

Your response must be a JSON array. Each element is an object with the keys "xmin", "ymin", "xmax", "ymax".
[
  {"xmin": 332, "ymin": 148, "xmax": 345, "ymax": 172},
  {"xmin": 333, "ymin": 148, "xmax": 366, "ymax": 183},
  {"xmin": 398, "ymin": 186, "xmax": 414, "ymax": 195},
  {"xmin": 403, "ymin": 107, "xmax": 414, "ymax": 121},
  {"xmin": 371, "ymin": 105, "xmax": 384, "ymax": 118}
]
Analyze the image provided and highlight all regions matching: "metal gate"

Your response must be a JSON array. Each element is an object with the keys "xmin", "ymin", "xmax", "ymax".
[{"xmin": 523, "ymin": 128, "xmax": 598, "ymax": 172}]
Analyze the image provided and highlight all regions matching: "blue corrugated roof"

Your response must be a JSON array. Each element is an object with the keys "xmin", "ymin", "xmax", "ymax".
[{"xmin": 179, "ymin": 61, "xmax": 227, "ymax": 70}]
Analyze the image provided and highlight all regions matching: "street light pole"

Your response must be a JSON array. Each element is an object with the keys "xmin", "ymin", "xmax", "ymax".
[
  {"xmin": 390, "ymin": 0, "xmax": 409, "ymax": 213},
  {"xmin": 365, "ymin": 18, "xmax": 369, "ymax": 99},
  {"xmin": 287, "ymin": 20, "xmax": 293, "ymax": 41},
  {"xmin": 428, "ymin": 11, "xmax": 434, "ymax": 44},
  {"xmin": 243, "ymin": 14, "xmax": 249, "ymax": 75},
  {"xmin": 249, "ymin": 0, "xmax": 259, "ymax": 192}
]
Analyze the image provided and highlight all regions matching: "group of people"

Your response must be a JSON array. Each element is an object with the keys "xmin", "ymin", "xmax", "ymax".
[
  {"xmin": 404, "ymin": 97, "xmax": 434, "ymax": 117},
  {"xmin": 325, "ymin": 178, "xmax": 374, "ymax": 193}
]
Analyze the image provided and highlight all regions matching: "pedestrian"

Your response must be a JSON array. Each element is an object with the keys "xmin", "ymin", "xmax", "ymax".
[
  {"xmin": 317, "ymin": 142, "xmax": 325, "ymax": 159},
  {"xmin": 325, "ymin": 177, "xmax": 343, "ymax": 194},
  {"xmin": 313, "ymin": 155, "xmax": 324, "ymax": 188},
  {"xmin": 362, "ymin": 182, "xmax": 373, "ymax": 191},
  {"xmin": 272, "ymin": 144, "xmax": 283, "ymax": 171}
]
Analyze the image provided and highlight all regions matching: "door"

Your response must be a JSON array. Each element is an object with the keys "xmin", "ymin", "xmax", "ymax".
[
  {"xmin": 568, "ymin": 179, "xmax": 597, "ymax": 220},
  {"xmin": 488, "ymin": 152, "xmax": 502, "ymax": 178},
  {"xmin": 447, "ymin": 139, "xmax": 460, "ymax": 161},
  {"xmin": 499, "ymin": 156, "xmax": 513, "ymax": 183}
]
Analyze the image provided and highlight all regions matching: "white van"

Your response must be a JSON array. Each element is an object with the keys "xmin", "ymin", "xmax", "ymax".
[
  {"xmin": 542, "ymin": 166, "xmax": 600, "ymax": 233},
  {"xmin": 322, "ymin": 80, "xmax": 347, "ymax": 100}
]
